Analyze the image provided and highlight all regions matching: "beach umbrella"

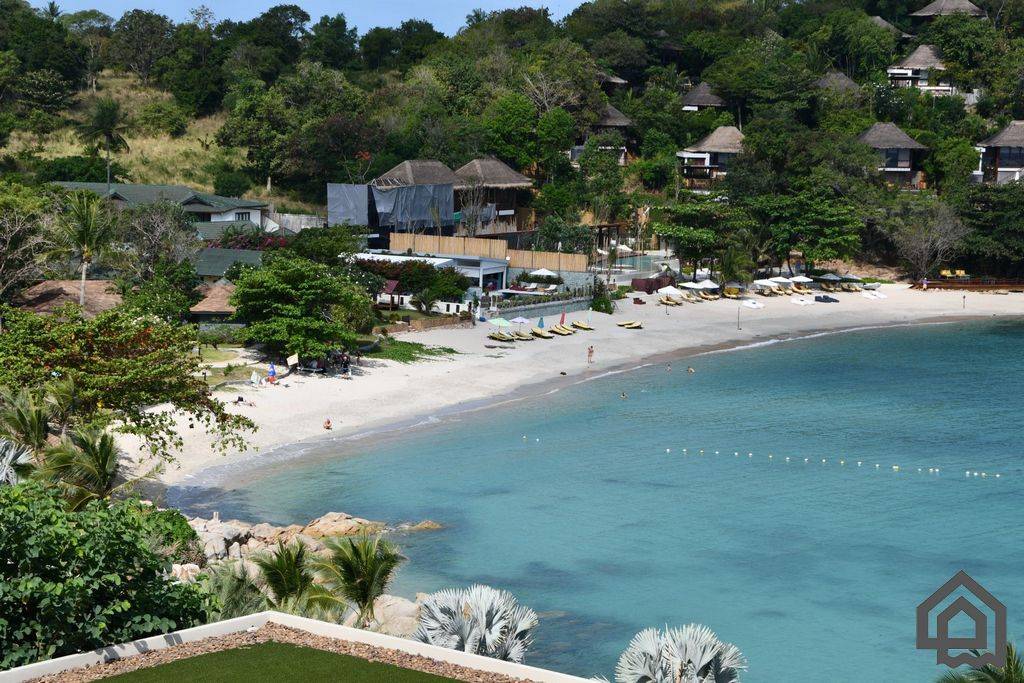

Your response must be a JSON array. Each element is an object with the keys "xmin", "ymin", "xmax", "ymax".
[
  {"xmin": 615, "ymin": 244, "xmax": 633, "ymax": 254},
  {"xmin": 790, "ymin": 275, "xmax": 814, "ymax": 283},
  {"xmin": 530, "ymin": 268, "xmax": 558, "ymax": 278},
  {"xmin": 818, "ymin": 273, "xmax": 842, "ymax": 281},
  {"xmin": 658, "ymin": 285, "xmax": 684, "ymax": 297},
  {"xmin": 510, "ymin": 316, "xmax": 530, "ymax": 325},
  {"xmin": 559, "ymin": 310, "xmax": 566, "ymax": 326},
  {"xmin": 752, "ymin": 279, "xmax": 776, "ymax": 287},
  {"xmin": 489, "ymin": 318, "xmax": 511, "ymax": 328},
  {"xmin": 681, "ymin": 281, "xmax": 703, "ymax": 289},
  {"xmin": 698, "ymin": 280, "xmax": 720, "ymax": 289},
  {"xmin": 538, "ymin": 316, "xmax": 545, "ymax": 329},
  {"xmin": 769, "ymin": 276, "xmax": 791, "ymax": 284}
]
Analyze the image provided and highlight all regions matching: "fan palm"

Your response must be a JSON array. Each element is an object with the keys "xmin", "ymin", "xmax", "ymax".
[
  {"xmin": 77, "ymin": 97, "xmax": 129, "ymax": 193},
  {"xmin": 43, "ymin": 425, "xmax": 153, "ymax": 510},
  {"xmin": 0, "ymin": 387, "xmax": 50, "ymax": 461},
  {"xmin": 311, "ymin": 535, "xmax": 404, "ymax": 627},
  {"xmin": 615, "ymin": 624, "xmax": 746, "ymax": 683},
  {"xmin": 50, "ymin": 192, "xmax": 117, "ymax": 306},
  {"xmin": 414, "ymin": 584, "xmax": 539, "ymax": 663},
  {"xmin": 937, "ymin": 644, "xmax": 1024, "ymax": 683},
  {"xmin": 0, "ymin": 439, "xmax": 34, "ymax": 485}
]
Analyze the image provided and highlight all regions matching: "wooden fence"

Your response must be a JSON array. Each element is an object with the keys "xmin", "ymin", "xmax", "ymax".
[{"xmin": 389, "ymin": 234, "xmax": 588, "ymax": 272}]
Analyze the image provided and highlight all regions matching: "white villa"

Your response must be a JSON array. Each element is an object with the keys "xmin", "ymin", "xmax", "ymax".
[
  {"xmin": 677, "ymin": 126, "xmax": 745, "ymax": 192},
  {"xmin": 887, "ymin": 45, "xmax": 957, "ymax": 96},
  {"xmin": 973, "ymin": 120, "xmax": 1024, "ymax": 184}
]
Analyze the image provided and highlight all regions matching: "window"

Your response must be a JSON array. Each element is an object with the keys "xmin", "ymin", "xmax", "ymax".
[
  {"xmin": 883, "ymin": 148, "xmax": 910, "ymax": 169},
  {"xmin": 235, "ymin": 212, "xmax": 251, "ymax": 221},
  {"xmin": 1000, "ymin": 147, "xmax": 1024, "ymax": 168}
]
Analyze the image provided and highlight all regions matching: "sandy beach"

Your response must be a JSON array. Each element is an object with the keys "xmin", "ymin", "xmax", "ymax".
[{"xmin": 144, "ymin": 285, "xmax": 1024, "ymax": 485}]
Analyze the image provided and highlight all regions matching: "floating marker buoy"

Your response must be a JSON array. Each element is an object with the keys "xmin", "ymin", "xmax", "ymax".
[
  {"xmin": 748, "ymin": 452, "xmax": 753, "ymax": 456},
  {"xmin": 875, "ymin": 464, "xmax": 880, "ymax": 469},
  {"xmin": 892, "ymin": 465, "xmax": 900, "ymax": 471},
  {"xmin": 821, "ymin": 458, "xmax": 826, "ymax": 463},
  {"xmin": 785, "ymin": 457, "xmax": 790, "ymax": 462},
  {"xmin": 857, "ymin": 461, "xmax": 863, "ymax": 466},
  {"xmin": 804, "ymin": 458, "xmax": 809, "ymax": 463},
  {"xmin": 699, "ymin": 449, "xmax": 704, "ymax": 454},
  {"xmin": 768, "ymin": 454, "xmax": 773, "ymax": 459},
  {"xmin": 995, "ymin": 474, "xmax": 1001, "ymax": 478},
  {"xmin": 715, "ymin": 451, "xmax": 719, "ymax": 454},
  {"xmin": 840, "ymin": 460, "xmax": 845, "ymax": 465}
]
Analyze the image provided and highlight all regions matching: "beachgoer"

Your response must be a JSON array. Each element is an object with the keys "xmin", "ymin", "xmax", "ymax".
[
  {"xmin": 587, "ymin": 345, "xmax": 594, "ymax": 364},
  {"xmin": 235, "ymin": 395, "xmax": 244, "ymax": 404},
  {"xmin": 667, "ymin": 363, "xmax": 672, "ymax": 372},
  {"xmin": 324, "ymin": 419, "xmax": 332, "ymax": 430},
  {"xmin": 620, "ymin": 391, "xmax": 628, "ymax": 400},
  {"xmin": 687, "ymin": 366, "xmax": 695, "ymax": 374},
  {"xmin": 268, "ymin": 362, "xmax": 277, "ymax": 379}
]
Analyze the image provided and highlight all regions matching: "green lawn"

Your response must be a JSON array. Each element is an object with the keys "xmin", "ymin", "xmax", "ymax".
[
  {"xmin": 197, "ymin": 345, "xmax": 243, "ymax": 363},
  {"xmin": 366, "ymin": 340, "xmax": 457, "ymax": 364},
  {"xmin": 106, "ymin": 642, "xmax": 456, "ymax": 682}
]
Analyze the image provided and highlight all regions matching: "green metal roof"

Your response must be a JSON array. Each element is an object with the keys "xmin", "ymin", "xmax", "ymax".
[
  {"xmin": 55, "ymin": 182, "xmax": 266, "ymax": 212},
  {"xmin": 192, "ymin": 248, "xmax": 263, "ymax": 278},
  {"xmin": 194, "ymin": 220, "xmax": 260, "ymax": 241}
]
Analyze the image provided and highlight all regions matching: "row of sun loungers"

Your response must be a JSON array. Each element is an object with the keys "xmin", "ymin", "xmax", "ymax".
[
  {"xmin": 490, "ymin": 321, "xmax": 601, "ymax": 343},
  {"xmin": 658, "ymin": 292, "xmax": 720, "ymax": 306}
]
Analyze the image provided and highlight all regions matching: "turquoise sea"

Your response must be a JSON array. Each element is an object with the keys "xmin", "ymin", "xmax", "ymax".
[{"xmin": 171, "ymin": 320, "xmax": 1024, "ymax": 682}]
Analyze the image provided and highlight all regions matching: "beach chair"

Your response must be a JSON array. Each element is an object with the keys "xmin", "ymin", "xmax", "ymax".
[
  {"xmin": 532, "ymin": 327, "xmax": 554, "ymax": 339},
  {"xmin": 699, "ymin": 291, "xmax": 720, "ymax": 301},
  {"xmin": 771, "ymin": 285, "xmax": 789, "ymax": 296},
  {"xmin": 488, "ymin": 333, "xmax": 514, "ymax": 343},
  {"xmin": 624, "ymin": 322, "xmax": 643, "ymax": 329},
  {"xmin": 792, "ymin": 285, "xmax": 812, "ymax": 295},
  {"xmin": 660, "ymin": 296, "xmax": 679, "ymax": 306},
  {"xmin": 955, "ymin": 269, "xmax": 967, "ymax": 278},
  {"xmin": 680, "ymin": 292, "xmax": 701, "ymax": 303},
  {"xmin": 820, "ymin": 283, "xmax": 838, "ymax": 293},
  {"xmin": 549, "ymin": 326, "xmax": 572, "ymax": 336},
  {"xmin": 544, "ymin": 285, "xmax": 558, "ymax": 293},
  {"xmin": 571, "ymin": 321, "xmax": 594, "ymax": 331},
  {"xmin": 523, "ymin": 283, "xmax": 538, "ymax": 291},
  {"xmin": 723, "ymin": 288, "xmax": 742, "ymax": 300},
  {"xmin": 553, "ymin": 324, "xmax": 575, "ymax": 334},
  {"xmin": 940, "ymin": 269, "xmax": 953, "ymax": 278},
  {"xmin": 616, "ymin": 320, "xmax": 638, "ymax": 327}
]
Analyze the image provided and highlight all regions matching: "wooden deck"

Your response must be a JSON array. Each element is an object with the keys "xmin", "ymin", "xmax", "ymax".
[{"xmin": 913, "ymin": 278, "xmax": 1024, "ymax": 291}]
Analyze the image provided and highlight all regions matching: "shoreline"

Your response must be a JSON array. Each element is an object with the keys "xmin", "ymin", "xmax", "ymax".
[{"xmin": 141, "ymin": 285, "xmax": 1024, "ymax": 498}]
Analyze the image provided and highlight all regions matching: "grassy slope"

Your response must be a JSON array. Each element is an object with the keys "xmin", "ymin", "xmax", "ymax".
[
  {"xmin": 105, "ymin": 641, "xmax": 455, "ymax": 682},
  {"xmin": 0, "ymin": 72, "xmax": 322, "ymax": 214}
]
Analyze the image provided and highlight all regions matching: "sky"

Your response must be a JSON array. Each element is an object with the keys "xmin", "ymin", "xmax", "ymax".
[{"xmin": 39, "ymin": 0, "xmax": 583, "ymax": 34}]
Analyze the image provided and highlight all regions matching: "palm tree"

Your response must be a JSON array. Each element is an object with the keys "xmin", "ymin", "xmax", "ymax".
[
  {"xmin": 414, "ymin": 584, "xmax": 539, "ymax": 663},
  {"xmin": 252, "ymin": 541, "xmax": 316, "ymax": 610},
  {"xmin": 0, "ymin": 439, "xmax": 34, "ymax": 485},
  {"xmin": 77, "ymin": 97, "xmax": 130, "ymax": 193},
  {"xmin": 43, "ymin": 425, "xmax": 153, "ymax": 510},
  {"xmin": 203, "ymin": 563, "xmax": 269, "ymax": 621},
  {"xmin": 937, "ymin": 644, "xmax": 1024, "ymax": 683},
  {"xmin": 615, "ymin": 624, "xmax": 746, "ymax": 683},
  {"xmin": 0, "ymin": 387, "xmax": 50, "ymax": 462},
  {"xmin": 411, "ymin": 289, "xmax": 438, "ymax": 314},
  {"xmin": 312, "ymin": 535, "xmax": 404, "ymax": 627},
  {"xmin": 50, "ymin": 192, "xmax": 117, "ymax": 306}
]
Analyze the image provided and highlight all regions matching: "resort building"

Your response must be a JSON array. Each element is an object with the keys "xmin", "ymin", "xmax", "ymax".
[
  {"xmin": 677, "ymin": 125, "xmax": 745, "ymax": 192},
  {"xmin": 355, "ymin": 251, "xmax": 508, "ymax": 293},
  {"xmin": 193, "ymin": 247, "xmax": 263, "ymax": 283},
  {"xmin": 887, "ymin": 45, "xmax": 957, "ymax": 95},
  {"xmin": 189, "ymin": 282, "xmax": 237, "ymax": 322},
  {"xmin": 973, "ymin": 120, "xmax": 1024, "ymax": 184},
  {"xmin": 814, "ymin": 70, "xmax": 860, "ymax": 95},
  {"xmin": 453, "ymin": 157, "xmax": 533, "ymax": 233},
  {"xmin": 910, "ymin": 0, "xmax": 985, "ymax": 19},
  {"xmin": 870, "ymin": 15, "xmax": 913, "ymax": 39},
  {"xmin": 55, "ymin": 182, "xmax": 268, "ymax": 226},
  {"xmin": 858, "ymin": 122, "xmax": 928, "ymax": 189},
  {"xmin": 681, "ymin": 82, "xmax": 725, "ymax": 112},
  {"xmin": 568, "ymin": 104, "xmax": 633, "ymax": 167}
]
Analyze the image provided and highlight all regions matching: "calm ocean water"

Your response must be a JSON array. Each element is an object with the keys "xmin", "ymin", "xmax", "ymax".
[{"xmin": 171, "ymin": 320, "xmax": 1024, "ymax": 682}]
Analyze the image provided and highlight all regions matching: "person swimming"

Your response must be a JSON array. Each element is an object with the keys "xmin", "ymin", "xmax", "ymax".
[
  {"xmin": 687, "ymin": 366, "xmax": 695, "ymax": 374},
  {"xmin": 620, "ymin": 391, "xmax": 628, "ymax": 400}
]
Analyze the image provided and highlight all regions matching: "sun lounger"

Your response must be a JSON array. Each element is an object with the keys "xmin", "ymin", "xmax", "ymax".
[
  {"xmin": 531, "ymin": 327, "xmax": 554, "ymax": 339},
  {"xmin": 549, "ymin": 326, "xmax": 572, "ymax": 336},
  {"xmin": 624, "ymin": 322, "xmax": 643, "ymax": 329},
  {"xmin": 820, "ymin": 283, "xmax": 838, "ymax": 292},
  {"xmin": 553, "ymin": 324, "xmax": 575, "ymax": 334},
  {"xmin": 659, "ymin": 296, "xmax": 680, "ymax": 306},
  {"xmin": 955, "ymin": 269, "xmax": 967, "ymax": 277},
  {"xmin": 544, "ymin": 285, "xmax": 558, "ymax": 293},
  {"xmin": 680, "ymin": 292, "xmax": 701, "ymax": 303},
  {"xmin": 699, "ymin": 291, "xmax": 720, "ymax": 301},
  {"xmin": 523, "ymin": 283, "xmax": 538, "ymax": 291},
  {"xmin": 792, "ymin": 285, "xmax": 813, "ymax": 295},
  {"xmin": 513, "ymin": 331, "xmax": 534, "ymax": 340},
  {"xmin": 571, "ymin": 322, "xmax": 594, "ymax": 331},
  {"xmin": 488, "ymin": 333, "xmax": 515, "ymax": 342},
  {"xmin": 723, "ymin": 288, "xmax": 742, "ymax": 300},
  {"xmin": 616, "ymin": 320, "xmax": 638, "ymax": 327}
]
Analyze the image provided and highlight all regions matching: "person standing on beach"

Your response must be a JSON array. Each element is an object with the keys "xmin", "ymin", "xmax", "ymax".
[{"xmin": 587, "ymin": 345, "xmax": 594, "ymax": 364}]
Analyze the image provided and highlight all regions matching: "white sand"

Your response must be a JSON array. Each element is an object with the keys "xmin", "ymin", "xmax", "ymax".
[{"xmin": 145, "ymin": 285, "xmax": 1024, "ymax": 484}]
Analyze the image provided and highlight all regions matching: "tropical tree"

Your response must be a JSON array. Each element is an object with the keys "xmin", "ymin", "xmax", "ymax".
[
  {"xmin": 615, "ymin": 624, "xmax": 746, "ymax": 683},
  {"xmin": 48, "ymin": 192, "xmax": 117, "ymax": 306},
  {"xmin": 77, "ymin": 97, "xmax": 130, "ymax": 192},
  {"xmin": 312, "ymin": 535, "xmax": 404, "ymax": 627},
  {"xmin": 0, "ymin": 387, "xmax": 50, "ymax": 461},
  {"xmin": 414, "ymin": 585, "xmax": 539, "ymax": 663},
  {"xmin": 0, "ymin": 439, "xmax": 34, "ymax": 485},
  {"xmin": 252, "ymin": 541, "xmax": 316, "ymax": 610},
  {"xmin": 203, "ymin": 563, "xmax": 267, "ymax": 621},
  {"xmin": 937, "ymin": 644, "xmax": 1024, "ymax": 683},
  {"xmin": 42, "ymin": 425, "xmax": 155, "ymax": 510}
]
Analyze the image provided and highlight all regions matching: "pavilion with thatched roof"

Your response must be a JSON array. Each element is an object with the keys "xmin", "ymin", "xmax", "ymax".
[
  {"xmin": 975, "ymin": 121, "xmax": 1024, "ymax": 184},
  {"xmin": 815, "ymin": 70, "xmax": 860, "ymax": 94},
  {"xmin": 910, "ymin": 0, "xmax": 985, "ymax": 18},
  {"xmin": 682, "ymin": 82, "xmax": 725, "ymax": 111},
  {"xmin": 454, "ymin": 158, "xmax": 533, "ymax": 231},
  {"xmin": 859, "ymin": 122, "xmax": 928, "ymax": 188},
  {"xmin": 676, "ymin": 126, "xmax": 745, "ymax": 191},
  {"xmin": 870, "ymin": 16, "xmax": 913, "ymax": 38},
  {"xmin": 372, "ymin": 160, "xmax": 466, "ymax": 189},
  {"xmin": 887, "ymin": 45, "xmax": 956, "ymax": 95}
]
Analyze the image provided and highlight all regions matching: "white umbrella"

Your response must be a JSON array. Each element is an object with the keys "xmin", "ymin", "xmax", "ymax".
[
  {"xmin": 752, "ymin": 279, "xmax": 776, "ymax": 288},
  {"xmin": 509, "ymin": 316, "xmax": 530, "ymax": 325},
  {"xmin": 790, "ymin": 275, "xmax": 814, "ymax": 283},
  {"xmin": 657, "ymin": 285, "xmax": 684, "ymax": 297},
  {"xmin": 818, "ymin": 273, "xmax": 842, "ymax": 281},
  {"xmin": 489, "ymin": 318, "xmax": 511, "ymax": 328},
  {"xmin": 769, "ymin": 276, "xmax": 792, "ymax": 284},
  {"xmin": 680, "ymin": 281, "xmax": 703, "ymax": 289},
  {"xmin": 529, "ymin": 268, "xmax": 558, "ymax": 278},
  {"xmin": 698, "ymin": 280, "xmax": 720, "ymax": 289},
  {"xmin": 616, "ymin": 244, "xmax": 634, "ymax": 254}
]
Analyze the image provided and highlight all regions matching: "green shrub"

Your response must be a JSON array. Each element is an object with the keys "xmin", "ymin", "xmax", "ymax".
[
  {"xmin": 0, "ymin": 483, "xmax": 209, "ymax": 669},
  {"xmin": 144, "ymin": 508, "xmax": 205, "ymax": 566},
  {"xmin": 35, "ymin": 155, "xmax": 129, "ymax": 183},
  {"xmin": 591, "ymin": 289, "xmax": 615, "ymax": 314},
  {"xmin": 213, "ymin": 167, "xmax": 252, "ymax": 198},
  {"xmin": 198, "ymin": 325, "xmax": 244, "ymax": 346},
  {"xmin": 136, "ymin": 101, "xmax": 189, "ymax": 138}
]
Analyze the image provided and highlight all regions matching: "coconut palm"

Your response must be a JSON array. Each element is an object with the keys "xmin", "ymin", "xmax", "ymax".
[
  {"xmin": 411, "ymin": 289, "xmax": 438, "ymax": 314},
  {"xmin": 252, "ymin": 541, "xmax": 316, "ymax": 609},
  {"xmin": 77, "ymin": 97, "xmax": 129, "ymax": 193},
  {"xmin": 413, "ymin": 584, "xmax": 539, "ymax": 663},
  {"xmin": 0, "ymin": 439, "xmax": 34, "ymax": 485},
  {"xmin": 203, "ymin": 563, "xmax": 270, "ymax": 621},
  {"xmin": 50, "ymin": 192, "xmax": 117, "ymax": 306},
  {"xmin": 0, "ymin": 387, "xmax": 50, "ymax": 461},
  {"xmin": 937, "ymin": 644, "xmax": 1024, "ymax": 683},
  {"xmin": 615, "ymin": 624, "xmax": 746, "ymax": 683},
  {"xmin": 43, "ymin": 425, "xmax": 153, "ymax": 510},
  {"xmin": 311, "ymin": 534, "xmax": 404, "ymax": 627}
]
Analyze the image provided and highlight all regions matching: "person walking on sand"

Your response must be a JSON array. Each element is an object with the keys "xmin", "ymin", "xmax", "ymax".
[
  {"xmin": 587, "ymin": 345, "xmax": 594, "ymax": 364},
  {"xmin": 323, "ymin": 418, "xmax": 332, "ymax": 430}
]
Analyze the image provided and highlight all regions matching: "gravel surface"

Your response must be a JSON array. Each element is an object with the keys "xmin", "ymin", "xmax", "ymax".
[{"xmin": 29, "ymin": 623, "xmax": 532, "ymax": 682}]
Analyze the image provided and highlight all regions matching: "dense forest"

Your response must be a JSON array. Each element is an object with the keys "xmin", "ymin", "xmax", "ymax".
[{"xmin": 4, "ymin": 0, "xmax": 1024, "ymax": 275}]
